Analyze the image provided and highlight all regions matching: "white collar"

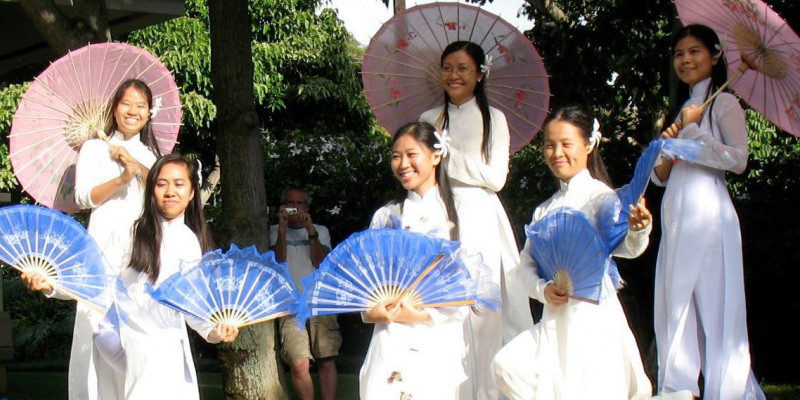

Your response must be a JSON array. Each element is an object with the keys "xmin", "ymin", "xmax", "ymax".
[
  {"xmin": 447, "ymin": 96, "xmax": 477, "ymax": 111},
  {"xmin": 110, "ymin": 130, "xmax": 142, "ymax": 143},
  {"xmin": 407, "ymin": 185, "xmax": 439, "ymax": 202},
  {"xmin": 559, "ymin": 169, "xmax": 592, "ymax": 192},
  {"xmin": 160, "ymin": 214, "xmax": 186, "ymax": 231},
  {"xmin": 689, "ymin": 77, "xmax": 712, "ymax": 101}
]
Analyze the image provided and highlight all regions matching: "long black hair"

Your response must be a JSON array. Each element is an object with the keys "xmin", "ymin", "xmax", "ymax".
[
  {"xmin": 107, "ymin": 78, "xmax": 163, "ymax": 157},
  {"xmin": 128, "ymin": 153, "xmax": 213, "ymax": 283},
  {"xmin": 543, "ymin": 106, "xmax": 612, "ymax": 186},
  {"xmin": 670, "ymin": 24, "xmax": 728, "ymax": 129},
  {"xmin": 439, "ymin": 41, "xmax": 492, "ymax": 162},
  {"xmin": 392, "ymin": 122, "xmax": 459, "ymax": 241}
]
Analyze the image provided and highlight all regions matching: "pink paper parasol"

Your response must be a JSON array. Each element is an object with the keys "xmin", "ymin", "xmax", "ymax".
[
  {"xmin": 8, "ymin": 42, "xmax": 182, "ymax": 212},
  {"xmin": 676, "ymin": 0, "xmax": 800, "ymax": 136},
  {"xmin": 362, "ymin": 2, "xmax": 550, "ymax": 153}
]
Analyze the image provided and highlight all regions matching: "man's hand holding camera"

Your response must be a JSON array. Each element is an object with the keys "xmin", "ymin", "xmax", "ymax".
[{"xmin": 278, "ymin": 205, "xmax": 317, "ymax": 238}]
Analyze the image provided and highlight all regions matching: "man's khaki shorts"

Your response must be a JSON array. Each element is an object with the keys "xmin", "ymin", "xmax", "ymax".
[{"xmin": 278, "ymin": 314, "xmax": 342, "ymax": 364}]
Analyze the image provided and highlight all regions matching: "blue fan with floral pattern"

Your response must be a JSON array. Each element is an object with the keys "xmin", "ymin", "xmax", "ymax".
[
  {"xmin": 296, "ymin": 228, "xmax": 499, "ymax": 325},
  {"xmin": 148, "ymin": 244, "xmax": 300, "ymax": 328},
  {"xmin": 0, "ymin": 204, "xmax": 115, "ymax": 312}
]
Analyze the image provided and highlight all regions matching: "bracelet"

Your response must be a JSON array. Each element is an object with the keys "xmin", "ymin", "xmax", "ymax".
[{"xmin": 308, "ymin": 232, "xmax": 319, "ymax": 239}]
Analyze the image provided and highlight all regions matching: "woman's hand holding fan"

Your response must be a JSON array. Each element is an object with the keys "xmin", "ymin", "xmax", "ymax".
[
  {"xmin": 297, "ymin": 229, "xmax": 500, "ymax": 326},
  {"xmin": 20, "ymin": 270, "xmax": 54, "ymax": 295},
  {"xmin": 208, "ymin": 322, "xmax": 240, "ymax": 343},
  {"xmin": 526, "ymin": 207, "xmax": 611, "ymax": 304}
]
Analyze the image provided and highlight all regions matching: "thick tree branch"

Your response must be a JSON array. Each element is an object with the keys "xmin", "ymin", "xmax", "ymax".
[
  {"xmin": 525, "ymin": 0, "xmax": 569, "ymax": 24},
  {"xmin": 19, "ymin": 0, "xmax": 110, "ymax": 54},
  {"xmin": 200, "ymin": 155, "xmax": 220, "ymax": 205}
]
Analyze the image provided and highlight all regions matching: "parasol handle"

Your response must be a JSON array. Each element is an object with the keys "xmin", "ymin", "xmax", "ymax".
[
  {"xmin": 699, "ymin": 63, "xmax": 749, "ymax": 110},
  {"xmin": 96, "ymin": 130, "xmax": 143, "ymax": 182}
]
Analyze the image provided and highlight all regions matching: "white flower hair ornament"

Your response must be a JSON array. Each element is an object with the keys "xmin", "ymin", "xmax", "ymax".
[
  {"xmin": 588, "ymin": 119, "xmax": 602, "ymax": 150},
  {"xmin": 713, "ymin": 43, "xmax": 723, "ymax": 57},
  {"xmin": 480, "ymin": 55, "xmax": 493, "ymax": 79},
  {"xmin": 150, "ymin": 96, "xmax": 163, "ymax": 118},
  {"xmin": 433, "ymin": 129, "xmax": 452, "ymax": 158}
]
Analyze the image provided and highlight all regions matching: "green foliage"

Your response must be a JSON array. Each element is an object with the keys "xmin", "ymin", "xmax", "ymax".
[
  {"xmin": 0, "ymin": 143, "xmax": 16, "ymax": 190},
  {"xmin": 729, "ymin": 109, "xmax": 800, "ymax": 196},
  {"xmin": 194, "ymin": 0, "xmax": 387, "ymax": 240},
  {"xmin": 0, "ymin": 83, "xmax": 28, "ymax": 190},
  {"xmin": 2, "ymin": 275, "xmax": 75, "ymax": 359},
  {"xmin": 262, "ymin": 126, "xmax": 395, "ymax": 242}
]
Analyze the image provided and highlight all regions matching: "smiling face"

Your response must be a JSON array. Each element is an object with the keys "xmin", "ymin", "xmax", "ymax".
[
  {"xmin": 542, "ymin": 119, "xmax": 592, "ymax": 182},
  {"xmin": 391, "ymin": 133, "xmax": 441, "ymax": 196},
  {"xmin": 154, "ymin": 162, "xmax": 195, "ymax": 222},
  {"xmin": 673, "ymin": 35, "xmax": 718, "ymax": 88},
  {"xmin": 113, "ymin": 86, "xmax": 151, "ymax": 139},
  {"xmin": 440, "ymin": 49, "xmax": 483, "ymax": 106}
]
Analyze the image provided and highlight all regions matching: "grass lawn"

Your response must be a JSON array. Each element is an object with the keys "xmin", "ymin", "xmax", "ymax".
[
  {"xmin": 2, "ymin": 371, "xmax": 359, "ymax": 400},
  {"xmin": 2, "ymin": 372, "xmax": 798, "ymax": 399}
]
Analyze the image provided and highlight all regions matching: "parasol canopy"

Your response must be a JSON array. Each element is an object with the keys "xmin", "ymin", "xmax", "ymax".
[
  {"xmin": 8, "ymin": 42, "xmax": 182, "ymax": 212},
  {"xmin": 362, "ymin": 2, "xmax": 550, "ymax": 153}
]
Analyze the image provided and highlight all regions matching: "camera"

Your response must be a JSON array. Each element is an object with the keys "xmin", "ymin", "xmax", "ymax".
[{"xmin": 285, "ymin": 207, "xmax": 298, "ymax": 216}]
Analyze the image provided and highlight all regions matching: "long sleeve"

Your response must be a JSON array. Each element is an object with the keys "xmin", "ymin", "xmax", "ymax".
[
  {"xmin": 369, "ymin": 204, "xmax": 402, "ymax": 229},
  {"xmin": 445, "ymin": 109, "xmax": 511, "ymax": 192},
  {"xmin": 612, "ymin": 225, "xmax": 652, "ymax": 259},
  {"xmin": 186, "ymin": 315, "xmax": 217, "ymax": 344},
  {"xmin": 517, "ymin": 239, "xmax": 550, "ymax": 304},
  {"xmin": 678, "ymin": 93, "xmax": 748, "ymax": 174},
  {"xmin": 74, "ymin": 140, "xmax": 106, "ymax": 209}
]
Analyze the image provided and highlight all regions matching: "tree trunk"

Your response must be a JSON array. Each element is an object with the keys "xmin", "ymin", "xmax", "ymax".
[
  {"xmin": 18, "ymin": 0, "xmax": 110, "ymax": 55},
  {"xmin": 207, "ymin": 0, "xmax": 285, "ymax": 398}
]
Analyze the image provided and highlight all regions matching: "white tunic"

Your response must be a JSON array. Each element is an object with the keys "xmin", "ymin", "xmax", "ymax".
[
  {"xmin": 116, "ymin": 217, "xmax": 216, "ymax": 400},
  {"xmin": 421, "ymin": 99, "xmax": 533, "ymax": 400},
  {"xmin": 651, "ymin": 78, "xmax": 764, "ymax": 400},
  {"xmin": 69, "ymin": 132, "xmax": 157, "ymax": 400},
  {"xmin": 360, "ymin": 186, "xmax": 469, "ymax": 400},
  {"xmin": 493, "ymin": 169, "xmax": 653, "ymax": 400}
]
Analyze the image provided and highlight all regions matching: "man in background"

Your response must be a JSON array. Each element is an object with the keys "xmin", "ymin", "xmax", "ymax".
[{"xmin": 270, "ymin": 187, "xmax": 341, "ymax": 400}]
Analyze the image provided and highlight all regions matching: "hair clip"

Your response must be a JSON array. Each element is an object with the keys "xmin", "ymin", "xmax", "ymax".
[
  {"xmin": 588, "ymin": 119, "xmax": 602, "ymax": 150},
  {"xmin": 150, "ymin": 96, "xmax": 163, "ymax": 118},
  {"xmin": 433, "ymin": 129, "xmax": 452, "ymax": 158},
  {"xmin": 480, "ymin": 55, "xmax": 493, "ymax": 79}
]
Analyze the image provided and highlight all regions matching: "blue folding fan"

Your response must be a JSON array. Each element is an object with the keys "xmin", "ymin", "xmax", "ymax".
[
  {"xmin": 606, "ymin": 138, "xmax": 703, "ymax": 251},
  {"xmin": 296, "ymin": 228, "xmax": 500, "ymax": 325},
  {"xmin": 148, "ymin": 244, "xmax": 300, "ymax": 328},
  {"xmin": 525, "ymin": 207, "xmax": 611, "ymax": 304},
  {"xmin": 0, "ymin": 204, "xmax": 115, "ymax": 312}
]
